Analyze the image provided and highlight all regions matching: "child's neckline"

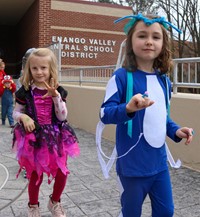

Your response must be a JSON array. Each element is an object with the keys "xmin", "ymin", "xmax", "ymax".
[
  {"xmin": 32, "ymin": 83, "xmax": 47, "ymax": 90},
  {"xmin": 136, "ymin": 69, "xmax": 157, "ymax": 75}
]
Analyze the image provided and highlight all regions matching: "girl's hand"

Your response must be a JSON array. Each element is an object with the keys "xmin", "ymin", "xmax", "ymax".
[
  {"xmin": 20, "ymin": 114, "xmax": 35, "ymax": 132},
  {"xmin": 176, "ymin": 127, "xmax": 194, "ymax": 145},
  {"xmin": 42, "ymin": 78, "xmax": 59, "ymax": 98},
  {"xmin": 126, "ymin": 93, "xmax": 154, "ymax": 113}
]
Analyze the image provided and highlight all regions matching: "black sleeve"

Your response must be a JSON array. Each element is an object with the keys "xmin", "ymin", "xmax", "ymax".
[
  {"xmin": 57, "ymin": 86, "xmax": 68, "ymax": 102},
  {"xmin": 15, "ymin": 86, "xmax": 27, "ymax": 105}
]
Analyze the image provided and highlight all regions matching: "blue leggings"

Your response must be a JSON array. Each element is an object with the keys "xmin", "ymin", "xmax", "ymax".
[{"xmin": 118, "ymin": 169, "xmax": 174, "ymax": 217}]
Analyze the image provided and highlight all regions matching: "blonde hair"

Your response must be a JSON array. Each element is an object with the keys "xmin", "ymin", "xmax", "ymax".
[{"xmin": 21, "ymin": 48, "xmax": 58, "ymax": 90}]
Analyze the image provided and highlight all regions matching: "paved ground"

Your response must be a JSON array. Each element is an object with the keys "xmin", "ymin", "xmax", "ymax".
[{"xmin": 0, "ymin": 122, "xmax": 200, "ymax": 217}]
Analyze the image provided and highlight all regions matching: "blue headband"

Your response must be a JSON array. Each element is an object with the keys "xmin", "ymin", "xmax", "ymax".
[{"xmin": 114, "ymin": 13, "xmax": 182, "ymax": 35}]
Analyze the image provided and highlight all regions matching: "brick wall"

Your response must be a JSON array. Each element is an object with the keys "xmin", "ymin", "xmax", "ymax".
[{"xmin": 50, "ymin": 0, "xmax": 132, "ymax": 68}]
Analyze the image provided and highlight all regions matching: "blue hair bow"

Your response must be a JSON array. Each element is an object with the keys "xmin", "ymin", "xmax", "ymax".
[{"xmin": 114, "ymin": 13, "xmax": 182, "ymax": 35}]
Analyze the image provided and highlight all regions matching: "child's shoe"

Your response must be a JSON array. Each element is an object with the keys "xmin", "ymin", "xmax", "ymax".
[
  {"xmin": 48, "ymin": 195, "xmax": 66, "ymax": 217},
  {"xmin": 28, "ymin": 203, "xmax": 41, "ymax": 217}
]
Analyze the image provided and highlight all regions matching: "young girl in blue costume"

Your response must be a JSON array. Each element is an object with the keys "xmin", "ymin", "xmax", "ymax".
[
  {"xmin": 12, "ymin": 48, "xmax": 79, "ymax": 217},
  {"xmin": 99, "ymin": 13, "xmax": 193, "ymax": 217}
]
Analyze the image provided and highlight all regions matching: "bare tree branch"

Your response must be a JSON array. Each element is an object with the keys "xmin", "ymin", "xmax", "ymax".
[{"xmin": 156, "ymin": 0, "xmax": 200, "ymax": 57}]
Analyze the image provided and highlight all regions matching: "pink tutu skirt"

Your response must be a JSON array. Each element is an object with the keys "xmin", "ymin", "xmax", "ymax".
[{"xmin": 12, "ymin": 122, "xmax": 80, "ymax": 184}]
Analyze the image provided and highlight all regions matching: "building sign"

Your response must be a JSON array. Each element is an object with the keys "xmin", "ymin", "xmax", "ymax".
[{"xmin": 52, "ymin": 36, "xmax": 116, "ymax": 59}]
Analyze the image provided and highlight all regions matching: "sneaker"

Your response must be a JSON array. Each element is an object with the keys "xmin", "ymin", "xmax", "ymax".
[
  {"xmin": 28, "ymin": 203, "xmax": 41, "ymax": 217},
  {"xmin": 48, "ymin": 196, "xmax": 66, "ymax": 217}
]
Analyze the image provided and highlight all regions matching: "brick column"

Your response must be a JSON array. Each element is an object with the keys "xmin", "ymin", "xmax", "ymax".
[{"xmin": 39, "ymin": 0, "xmax": 51, "ymax": 47}]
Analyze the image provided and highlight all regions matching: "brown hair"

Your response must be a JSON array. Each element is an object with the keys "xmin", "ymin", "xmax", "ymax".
[
  {"xmin": 123, "ymin": 15, "xmax": 173, "ymax": 74},
  {"xmin": 21, "ymin": 48, "xmax": 58, "ymax": 90}
]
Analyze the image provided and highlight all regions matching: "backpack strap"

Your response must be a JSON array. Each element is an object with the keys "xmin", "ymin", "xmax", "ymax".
[
  {"xmin": 160, "ymin": 74, "xmax": 171, "ymax": 116},
  {"xmin": 126, "ymin": 72, "xmax": 133, "ymax": 137}
]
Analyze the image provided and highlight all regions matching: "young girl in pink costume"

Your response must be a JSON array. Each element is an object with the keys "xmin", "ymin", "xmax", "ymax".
[{"xmin": 12, "ymin": 48, "xmax": 79, "ymax": 217}]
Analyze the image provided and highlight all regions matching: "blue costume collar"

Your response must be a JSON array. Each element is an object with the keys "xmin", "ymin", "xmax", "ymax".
[{"xmin": 114, "ymin": 13, "xmax": 182, "ymax": 35}]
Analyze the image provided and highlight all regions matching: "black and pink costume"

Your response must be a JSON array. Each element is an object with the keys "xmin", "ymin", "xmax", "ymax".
[{"xmin": 12, "ymin": 85, "xmax": 79, "ymax": 185}]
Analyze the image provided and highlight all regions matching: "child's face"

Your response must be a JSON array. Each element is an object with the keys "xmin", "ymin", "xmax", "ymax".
[
  {"xmin": 131, "ymin": 21, "xmax": 163, "ymax": 67},
  {"xmin": 4, "ymin": 82, "xmax": 11, "ymax": 88},
  {"xmin": 29, "ymin": 55, "xmax": 51, "ymax": 87}
]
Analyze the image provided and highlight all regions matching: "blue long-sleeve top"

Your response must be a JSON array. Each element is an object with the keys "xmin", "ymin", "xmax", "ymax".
[{"xmin": 100, "ymin": 68, "xmax": 181, "ymax": 177}]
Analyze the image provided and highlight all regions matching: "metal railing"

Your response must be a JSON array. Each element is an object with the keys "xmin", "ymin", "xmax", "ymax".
[
  {"xmin": 60, "ymin": 65, "xmax": 115, "ymax": 86},
  {"xmin": 172, "ymin": 57, "xmax": 200, "ymax": 93},
  {"xmin": 60, "ymin": 57, "xmax": 200, "ymax": 94}
]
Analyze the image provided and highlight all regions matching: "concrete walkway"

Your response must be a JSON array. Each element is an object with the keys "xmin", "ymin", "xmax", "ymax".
[{"xmin": 0, "ymin": 123, "xmax": 200, "ymax": 217}]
